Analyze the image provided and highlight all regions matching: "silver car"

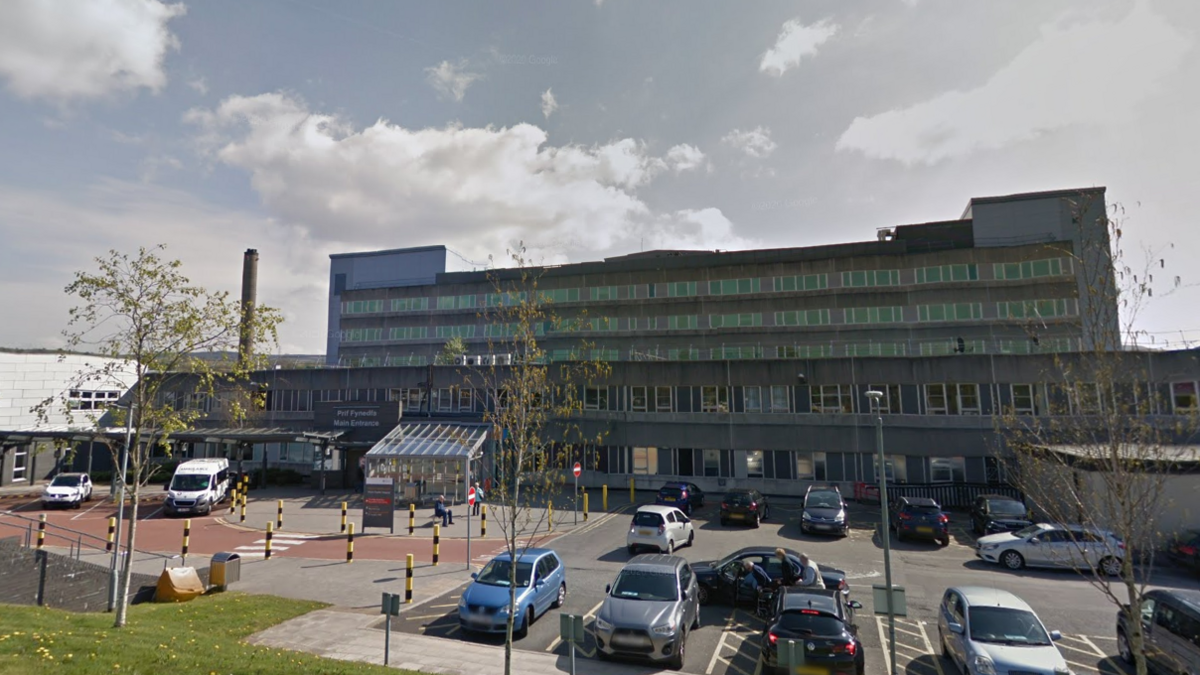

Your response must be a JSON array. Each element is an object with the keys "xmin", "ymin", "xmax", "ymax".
[
  {"xmin": 595, "ymin": 554, "xmax": 700, "ymax": 670},
  {"xmin": 938, "ymin": 586, "xmax": 1072, "ymax": 675},
  {"xmin": 975, "ymin": 523, "xmax": 1124, "ymax": 576}
]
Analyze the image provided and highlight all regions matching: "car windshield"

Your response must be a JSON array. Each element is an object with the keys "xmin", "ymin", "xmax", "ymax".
[
  {"xmin": 1014, "ymin": 525, "xmax": 1044, "ymax": 538},
  {"xmin": 475, "ymin": 559, "xmax": 534, "ymax": 587},
  {"xmin": 989, "ymin": 501, "xmax": 1027, "ymax": 516},
  {"xmin": 610, "ymin": 570, "xmax": 678, "ymax": 602},
  {"xmin": 634, "ymin": 512, "xmax": 664, "ymax": 527},
  {"xmin": 777, "ymin": 610, "xmax": 844, "ymax": 636},
  {"xmin": 725, "ymin": 492, "xmax": 753, "ymax": 505},
  {"xmin": 806, "ymin": 492, "xmax": 841, "ymax": 509},
  {"xmin": 968, "ymin": 607, "xmax": 1052, "ymax": 646},
  {"xmin": 170, "ymin": 475, "xmax": 210, "ymax": 491},
  {"xmin": 905, "ymin": 503, "xmax": 941, "ymax": 514},
  {"xmin": 50, "ymin": 475, "xmax": 83, "ymax": 487},
  {"xmin": 659, "ymin": 487, "xmax": 683, "ymax": 498}
]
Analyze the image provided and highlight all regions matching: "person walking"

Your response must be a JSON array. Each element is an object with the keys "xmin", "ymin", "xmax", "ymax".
[
  {"xmin": 472, "ymin": 481, "xmax": 484, "ymax": 516},
  {"xmin": 435, "ymin": 495, "xmax": 455, "ymax": 526},
  {"xmin": 798, "ymin": 553, "xmax": 825, "ymax": 589},
  {"xmin": 775, "ymin": 548, "xmax": 801, "ymax": 587}
]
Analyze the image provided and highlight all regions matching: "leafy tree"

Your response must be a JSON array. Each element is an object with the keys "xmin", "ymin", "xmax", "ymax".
[
  {"xmin": 996, "ymin": 197, "xmax": 1193, "ymax": 675},
  {"xmin": 37, "ymin": 245, "xmax": 281, "ymax": 627},
  {"xmin": 435, "ymin": 335, "xmax": 468, "ymax": 365},
  {"xmin": 467, "ymin": 245, "xmax": 608, "ymax": 675}
]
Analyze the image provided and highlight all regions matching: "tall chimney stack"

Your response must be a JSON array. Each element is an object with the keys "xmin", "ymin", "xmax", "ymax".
[{"xmin": 239, "ymin": 248, "xmax": 259, "ymax": 367}]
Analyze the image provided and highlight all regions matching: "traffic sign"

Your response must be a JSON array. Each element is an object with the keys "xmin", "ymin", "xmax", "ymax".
[
  {"xmin": 572, "ymin": 462, "xmax": 581, "ymax": 478},
  {"xmin": 468, "ymin": 487, "xmax": 476, "ymax": 506}
]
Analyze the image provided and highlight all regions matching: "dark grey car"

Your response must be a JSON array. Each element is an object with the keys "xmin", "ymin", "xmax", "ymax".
[
  {"xmin": 801, "ymin": 485, "xmax": 849, "ymax": 537},
  {"xmin": 595, "ymin": 554, "xmax": 700, "ymax": 670}
]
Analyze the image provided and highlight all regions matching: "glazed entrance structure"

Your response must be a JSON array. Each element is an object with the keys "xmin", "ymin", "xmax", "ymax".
[{"xmin": 362, "ymin": 422, "xmax": 490, "ymax": 506}]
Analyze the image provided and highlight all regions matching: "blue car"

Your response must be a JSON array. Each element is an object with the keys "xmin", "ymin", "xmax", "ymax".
[{"xmin": 458, "ymin": 548, "xmax": 567, "ymax": 637}]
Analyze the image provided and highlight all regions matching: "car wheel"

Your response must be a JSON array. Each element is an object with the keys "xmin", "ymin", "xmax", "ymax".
[
  {"xmin": 669, "ymin": 629, "xmax": 686, "ymax": 670},
  {"xmin": 1001, "ymin": 550, "xmax": 1025, "ymax": 570},
  {"xmin": 665, "ymin": 538, "xmax": 674, "ymax": 554},
  {"xmin": 1117, "ymin": 629, "xmax": 1132, "ymax": 663},
  {"xmin": 972, "ymin": 519, "xmax": 982, "ymax": 536},
  {"xmin": 752, "ymin": 513, "xmax": 761, "ymax": 529},
  {"xmin": 516, "ymin": 606, "xmax": 532, "ymax": 639},
  {"xmin": 939, "ymin": 628, "xmax": 949, "ymax": 658},
  {"xmin": 938, "ymin": 536, "xmax": 950, "ymax": 547},
  {"xmin": 895, "ymin": 527, "xmax": 905, "ymax": 542},
  {"xmin": 1100, "ymin": 556, "xmax": 1122, "ymax": 577},
  {"xmin": 687, "ymin": 530, "xmax": 694, "ymax": 547},
  {"xmin": 553, "ymin": 583, "xmax": 566, "ymax": 608},
  {"xmin": 720, "ymin": 518, "xmax": 729, "ymax": 527},
  {"xmin": 697, "ymin": 586, "xmax": 709, "ymax": 605}
]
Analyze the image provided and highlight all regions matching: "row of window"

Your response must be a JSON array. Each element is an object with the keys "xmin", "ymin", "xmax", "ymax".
[{"xmin": 341, "ymin": 257, "xmax": 1074, "ymax": 315}]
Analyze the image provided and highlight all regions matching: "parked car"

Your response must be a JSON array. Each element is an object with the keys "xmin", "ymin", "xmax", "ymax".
[
  {"xmin": 969, "ymin": 494, "xmax": 1033, "ymax": 536},
  {"xmin": 761, "ymin": 587, "xmax": 865, "ymax": 675},
  {"xmin": 1166, "ymin": 529, "xmax": 1200, "ymax": 575},
  {"xmin": 458, "ymin": 548, "xmax": 566, "ymax": 637},
  {"xmin": 719, "ymin": 489, "xmax": 770, "ymax": 527},
  {"xmin": 938, "ymin": 587, "xmax": 1071, "ymax": 675},
  {"xmin": 654, "ymin": 482, "xmax": 704, "ymax": 514},
  {"xmin": 164, "ymin": 458, "xmax": 230, "ymax": 516},
  {"xmin": 693, "ymin": 547, "xmax": 849, "ymax": 606},
  {"xmin": 1116, "ymin": 588, "xmax": 1200, "ymax": 674},
  {"xmin": 627, "ymin": 505, "xmax": 694, "ymax": 554},
  {"xmin": 975, "ymin": 523, "xmax": 1125, "ymax": 575},
  {"xmin": 801, "ymin": 484, "xmax": 849, "ymax": 537},
  {"xmin": 594, "ymin": 554, "xmax": 699, "ymax": 670},
  {"xmin": 41, "ymin": 473, "xmax": 93, "ymax": 509},
  {"xmin": 891, "ymin": 496, "xmax": 950, "ymax": 545}
]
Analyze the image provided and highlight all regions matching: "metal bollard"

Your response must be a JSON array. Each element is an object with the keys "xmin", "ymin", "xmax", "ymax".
[
  {"xmin": 229, "ymin": 488, "xmax": 238, "ymax": 515},
  {"xmin": 106, "ymin": 517, "xmax": 116, "ymax": 552},
  {"xmin": 239, "ymin": 495, "xmax": 246, "ymax": 523},
  {"xmin": 603, "ymin": 484, "xmax": 608, "ymax": 511},
  {"xmin": 548, "ymin": 501, "xmax": 553, "ymax": 532},
  {"xmin": 405, "ymin": 554, "xmax": 414, "ymax": 604},
  {"xmin": 265, "ymin": 522, "xmax": 273, "ymax": 560},
  {"xmin": 182, "ymin": 519, "xmax": 191, "ymax": 565},
  {"xmin": 341, "ymin": 501, "xmax": 348, "ymax": 533},
  {"xmin": 433, "ymin": 524, "xmax": 440, "ymax": 566},
  {"xmin": 346, "ymin": 523, "xmax": 355, "ymax": 563},
  {"xmin": 409, "ymin": 503, "xmax": 415, "ymax": 536},
  {"xmin": 583, "ymin": 492, "xmax": 589, "ymax": 522},
  {"xmin": 277, "ymin": 500, "xmax": 283, "ymax": 531},
  {"xmin": 481, "ymin": 505, "xmax": 487, "ymax": 538},
  {"xmin": 37, "ymin": 514, "xmax": 45, "ymax": 549},
  {"xmin": 630, "ymin": 476, "xmax": 635, "ymax": 503}
]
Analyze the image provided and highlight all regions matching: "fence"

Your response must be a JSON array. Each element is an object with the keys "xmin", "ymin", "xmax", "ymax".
[{"xmin": 854, "ymin": 481, "xmax": 1023, "ymax": 508}]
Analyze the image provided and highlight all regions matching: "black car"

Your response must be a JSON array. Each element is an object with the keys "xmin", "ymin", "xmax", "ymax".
[
  {"xmin": 1117, "ymin": 589, "xmax": 1200, "ymax": 673},
  {"xmin": 891, "ymin": 496, "xmax": 950, "ymax": 545},
  {"xmin": 654, "ymin": 482, "xmax": 705, "ymax": 514},
  {"xmin": 720, "ymin": 489, "xmax": 770, "ymax": 527},
  {"xmin": 802, "ymin": 484, "xmax": 849, "ymax": 537},
  {"xmin": 1167, "ymin": 529, "xmax": 1200, "ymax": 574},
  {"xmin": 761, "ymin": 587, "xmax": 865, "ymax": 675},
  {"xmin": 969, "ymin": 494, "xmax": 1032, "ymax": 536},
  {"xmin": 694, "ymin": 547, "xmax": 848, "ymax": 606}
]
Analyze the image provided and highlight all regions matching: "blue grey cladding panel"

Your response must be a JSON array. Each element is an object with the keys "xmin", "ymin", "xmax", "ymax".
[
  {"xmin": 978, "ymin": 385, "xmax": 994, "ymax": 415},
  {"xmin": 906, "ymin": 456, "xmax": 927, "ymax": 484},
  {"xmin": 827, "ymin": 453, "xmax": 846, "ymax": 482},
  {"xmin": 900, "ymin": 384, "xmax": 921, "ymax": 414},
  {"xmin": 677, "ymin": 387, "xmax": 692, "ymax": 413},
  {"xmin": 334, "ymin": 273, "xmax": 347, "ymax": 295},
  {"xmin": 691, "ymin": 388, "xmax": 702, "ymax": 414},
  {"xmin": 732, "ymin": 387, "xmax": 744, "ymax": 414},
  {"xmin": 965, "ymin": 457, "xmax": 987, "ymax": 483},
  {"xmin": 796, "ymin": 386, "xmax": 811, "ymax": 414}
]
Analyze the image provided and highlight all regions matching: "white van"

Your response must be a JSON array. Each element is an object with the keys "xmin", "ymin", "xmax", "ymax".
[{"xmin": 164, "ymin": 458, "xmax": 230, "ymax": 516}]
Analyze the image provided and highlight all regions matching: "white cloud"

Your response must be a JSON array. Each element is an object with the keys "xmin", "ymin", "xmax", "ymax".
[
  {"xmin": 187, "ymin": 76, "xmax": 208, "ymax": 95},
  {"xmin": 0, "ymin": 0, "xmax": 185, "ymax": 102},
  {"xmin": 665, "ymin": 144, "xmax": 707, "ymax": 172},
  {"xmin": 541, "ymin": 87, "xmax": 558, "ymax": 119},
  {"xmin": 424, "ymin": 59, "xmax": 482, "ymax": 102},
  {"xmin": 722, "ymin": 126, "xmax": 777, "ymax": 159},
  {"xmin": 759, "ymin": 18, "xmax": 838, "ymax": 77},
  {"xmin": 184, "ymin": 92, "xmax": 750, "ymax": 270},
  {"xmin": 836, "ymin": 2, "xmax": 1191, "ymax": 164}
]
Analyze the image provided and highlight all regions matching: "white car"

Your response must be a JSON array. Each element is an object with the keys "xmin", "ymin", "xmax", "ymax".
[
  {"xmin": 42, "ymin": 473, "xmax": 94, "ymax": 509},
  {"xmin": 938, "ymin": 586, "xmax": 1072, "ymax": 675},
  {"xmin": 626, "ymin": 505, "xmax": 694, "ymax": 554},
  {"xmin": 975, "ymin": 523, "xmax": 1124, "ymax": 576}
]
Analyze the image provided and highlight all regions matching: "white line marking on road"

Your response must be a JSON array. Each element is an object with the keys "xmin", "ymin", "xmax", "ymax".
[
  {"xmin": 1078, "ymin": 635, "xmax": 1109, "ymax": 657},
  {"xmin": 877, "ymin": 616, "xmax": 893, "ymax": 675},
  {"xmin": 893, "ymin": 642, "xmax": 931, "ymax": 655},
  {"xmin": 257, "ymin": 539, "xmax": 309, "ymax": 546},
  {"xmin": 1059, "ymin": 638, "xmax": 1106, "ymax": 658},
  {"xmin": 1065, "ymin": 658, "xmax": 1101, "ymax": 672},
  {"xmin": 916, "ymin": 617, "xmax": 945, "ymax": 675},
  {"xmin": 546, "ymin": 599, "xmax": 604, "ymax": 653},
  {"xmin": 71, "ymin": 500, "xmax": 107, "ymax": 521},
  {"xmin": 894, "ymin": 625, "xmax": 927, "ymax": 640},
  {"xmin": 235, "ymin": 545, "xmax": 290, "ymax": 552},
  {"xmin": 140, "ymin": 506, "xmax": 163, "ymax": 520},
  {"xmin": 709, "ymin": 612, "xmax": 738, "ymax": 675},
  {"xmin": 406, "ymin": 613, "xmax": 450, "ymax": 621}
]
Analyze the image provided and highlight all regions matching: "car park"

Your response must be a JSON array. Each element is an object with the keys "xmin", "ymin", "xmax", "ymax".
[
  {"xmin": 458, "ymin": 549, "xmax": 566, "ymax": 637},
  {"xmin": 1166, "ymin": 529, "xmax": 1200, "ymax": 575},
  {"xmin": 969, "ymin": 494, "xmax": 1033, "ymax": 536},
  {"xmin": 654, "ymin": 482, "xmax": 704, "ymax": 514},
  {"xmin": 694, "ymin": 547, "xmax": 849, "ymax": 606},
  {"xmin": 975, "ymin": 523, "xmax": 1125, "ymax": 575},
  {"xmin": 719, "ymin": 489, "xmax": 770, "ymax": 528},
  {"xmin": 41, "ymin": 473, "xmax": 93, "ymax": 509},
  {"xmin": 760, "ymin": 587, "xmax": 865, "ymax": 675},
  {"xmin": 801, "ymin": 484, "xmax": 849, "ymax": 537},
  {"xmin": 938, "ymin": 586, "xmax": 1071, "ymax": 675},
  {"xmin": 594, "ymin": 554, "xmax": 699, "ymax": 670},
  {"xmin": 1116, "ymin": 588, "xmax": 1200, "ymax": 674},
  {"xmin": 627, "ymin": 505, "xmax": 694, "ymax": 554},
  {"xmin": 891, "ymin": 496, "xmax": 950, "ymax": 545}
]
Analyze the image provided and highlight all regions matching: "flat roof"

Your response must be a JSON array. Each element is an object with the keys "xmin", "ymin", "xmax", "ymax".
[
  {"xmin": 364, "ymin": 422, "xmax": 489, "ymax": 459},
  {"xmin": 329, "ymin": 245, "xmax": 446, "ymax": 260}
]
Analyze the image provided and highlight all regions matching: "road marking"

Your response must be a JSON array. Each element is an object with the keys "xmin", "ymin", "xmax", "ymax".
[
  {"xmin": 1059, "ymin": 636, "xmax": 1106, "ymax": 658},
  {"xmin": 916, "ymin": 618, "xmax": 945, "ymax": 675},
  {"xmin": 235, "ymin": 545, "xmax": 290, "ymax": 552},
  {"xmin": 1078, "ymin": 635, "xmax": 1108, "ymax": 656},
  {"xmin": 545, "ymin": 599, "xmax": 604, "ymax": 653},
  {"xmin": 877, "ymin": 616, "xmax": 894, "ymax": 675},
  {"xmin": 140, "ymin": 506, "xmax": 164, "ymax": 520},
  {"xmin": 71, "ymin": 500, "xmax": 107, "ymax": 521},
  {"xmin": 406, "ymin": 613, "xmax": 451, "ymax": 621},
  {"xmin": 429, "ymin": 603, "xmax": 458, "ymax": 609},
  {"xmin": 708, "ymin": 612, "xmax": 738, "ymax": 675}
]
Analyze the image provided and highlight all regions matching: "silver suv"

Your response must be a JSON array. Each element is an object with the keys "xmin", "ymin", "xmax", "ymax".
[{"xmin": 595, "ymin": 554, "xmax": 700, "ymax": 670}]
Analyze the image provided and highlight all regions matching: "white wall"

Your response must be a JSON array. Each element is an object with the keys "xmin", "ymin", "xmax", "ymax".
[{"xmin": 0, "ymin": 352, "xmax": 137, "ymax": 428}]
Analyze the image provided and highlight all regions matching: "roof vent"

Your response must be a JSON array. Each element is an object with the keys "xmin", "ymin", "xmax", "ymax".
[{"xmin": 877, "ymin": 228, "xmax": 895, "ymax": 242}]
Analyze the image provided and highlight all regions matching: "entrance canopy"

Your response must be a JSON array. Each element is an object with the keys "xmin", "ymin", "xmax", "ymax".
[
  {"xmin": 362, "ymin": 423, "xmax": 491, "ymax": 505},
  {"xmin": 364, "ymin": 422, "xmax": 490, "ymax": 461}
]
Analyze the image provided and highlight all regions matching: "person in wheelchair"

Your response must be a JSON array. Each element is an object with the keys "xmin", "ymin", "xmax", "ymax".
[{"xmin": 740, "ymin": 560, "xmax": 778, "ymax": 616}]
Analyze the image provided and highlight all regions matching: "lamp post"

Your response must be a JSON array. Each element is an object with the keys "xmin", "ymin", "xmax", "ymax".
[
  {"xmin": 108, "ymin": 403, "xmax": 134, "ymax": 613},
  {"xmin": 865, "ymin": 390, "xmax": 896, "ymax": 675}
]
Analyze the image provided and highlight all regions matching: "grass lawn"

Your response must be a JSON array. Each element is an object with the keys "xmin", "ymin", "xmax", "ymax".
[{"xmin": 0, "ymin": 593, "xmax": 422, "ymax": 674}]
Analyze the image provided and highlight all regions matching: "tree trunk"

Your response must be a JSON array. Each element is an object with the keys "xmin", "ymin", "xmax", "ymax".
[
  {"xmin": 1123, "ymin": 572, "xmax": 1149, "ymax": 675},
  {"xmin": 113, "ymin": 480, "xmax": 141, "ymax": 628}
]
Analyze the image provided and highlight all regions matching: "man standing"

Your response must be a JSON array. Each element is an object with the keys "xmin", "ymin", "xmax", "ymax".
[
  {"xmin": 775, "ymin": 548, "xmax": 801, "ymax": 587},
  {"xmin": 435, "ymin": 495, "xmax": 455, "ymax": 526},
  {"xmin": 798, "ymin": 553, "xmax": 825, "ymax": 589},
  {"xmin": 472, "ymin": 481, "xmax": 484, "ymax": 516}
]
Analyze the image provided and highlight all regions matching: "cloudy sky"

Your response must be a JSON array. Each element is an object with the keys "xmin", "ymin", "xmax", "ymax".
[{"xmin": 1, "ymin": 0, "xmax": 1197, "ymax": 354}]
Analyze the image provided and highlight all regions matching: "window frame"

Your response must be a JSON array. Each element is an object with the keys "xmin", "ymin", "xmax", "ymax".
[
  {"xmin": 866, "ymin": 384, "xmax": 902, "ymax": 414},
  {"xmin": 630, "ymin": 386, "xmax": 649, "ymax": 413},
  {"xmin": 769, "ymin": 385, "xmax": 790, "ymax": 413},
  {"xmin": 811, "ymin": 384, "xmax": 853, "ymax": 414},
  {"xmin": 743, "ymin": 386, "xmax": 762, "ymax": 413},
  {"xmin": 655, "ymin": 386, "xmax": 673, "ymax": 412}
]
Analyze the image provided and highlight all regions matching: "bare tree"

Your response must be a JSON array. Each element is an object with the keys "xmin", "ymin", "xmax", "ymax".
[
  {"xmin": 465, "ymin": 245, "xmax": 609, "ymax": 675},
  {"xmin": 36, "ymin": 245, "xmax": 281, "ymax": 628},
  {"xmin": 996, "ymin": 197, "xmax": 1194, "ymax": 675}
]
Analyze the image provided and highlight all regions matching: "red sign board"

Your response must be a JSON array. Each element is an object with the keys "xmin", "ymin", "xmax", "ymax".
[
  {"xmin": 572, "ymin": 462, "xmax": 582, "ymax": 478},
  {"xmin": 468, "ymin": 487, "xmax": 476, "ymax": 506}
]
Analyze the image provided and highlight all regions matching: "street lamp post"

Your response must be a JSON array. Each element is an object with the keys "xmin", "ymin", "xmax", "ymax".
[
  {"xmin": 108, "ymin": 403, "xmax": 134, "ymax": 613},
  {"xmin": 865, "ymin": 390, "xmax": 897, "ymax": 675}
]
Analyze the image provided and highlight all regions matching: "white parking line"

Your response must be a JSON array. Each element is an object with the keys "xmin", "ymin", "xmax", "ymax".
[
  {"xmin": 139, "ymin": 506, "xmax": 163, "ymax": 520},
  {"xmin": 545, "ymin": 599, "xmax": 604, "ymax": 653},
  {"xmin": 70, "ymin": 500, "xmax": 108, "ymax": 521},
  {"xmin": 708, "ymin": 612, "xmax": 738, "ymax": 675},
  {"xmin": 916, "ymin": 620, "xmax": 945, "ymax": 675},
  {"xmin": 1078, "ymin": 635, "xmax": 1108, "ymax": 656}
]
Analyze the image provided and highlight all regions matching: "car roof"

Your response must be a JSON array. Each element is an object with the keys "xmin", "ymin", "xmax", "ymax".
[
  {"xmin": 779, "ymin": 587, "xmax": 841, "ymax": 614},
  {"xmin": 900, "ymin": 497, "xmax": 939, "ymax": 507},
  {"xmin": 806, "ymin": 484, "xmax": 840, "ymax": 493},
  {"xmin": 636, "ymin": 504, "xmax": 683, "ymax": 515},
  {"xmin": 55, "ymin": 473, "xmax": 87, "ymax": 478},
  {"xmin": 978, "ymin": 494, "xmax": 1023, "ymax": 502},
  {"xmin": 624, "ymin": 554, "xmax": 686, "ymax": 573},
  {"xmin": 953, "ymin": 586, "xmax": 1034, "ymax": 611},
  {"xmin": 1037, "ymin": 523, "xmax": 1117, "ymax": 536},
  {"xmin": 729, "ymin": 546, "xmax": 799, "ymax": 558},
  {"xmin": 724, "ymin": 488, "xmax": 757, "ymax": 495},
  {"xmin": 1150, "ymin": 589, "xmax": 1200, "ymax": 613},
  {"xmin": 493, "ymin": 548, "xmax": 556, "ymax": 563},
  {"xmin": 658, "ymin": 482, "xmax": 689, "ymax": 489}
]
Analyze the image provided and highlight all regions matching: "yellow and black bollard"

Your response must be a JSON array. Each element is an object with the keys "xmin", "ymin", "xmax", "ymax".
[
  {"xmin": 229, "ymin": 488, "xmax": 238, "ymax": 515},
  {"xmin": 265, "ymin": 522, "xmax": 273, "ymax": 560},
  {"xmin": 340, "ymin": 502, "xmax": 348, "ymax": 534},
  {"xmin": 37, "ymin": 514, "xmax": 46, "ymax": 549},
  {"xmin": 548, "ymin": 501, "xmax": 553, "ymax": 531},
  {"xmin": 276, "ymin": 499, "xmax": 284, "ymax": 531},
  {"xmin": 405, "ymin": 554, "xmax": 414, "ymax": 604},
  {"xmin": 408, "ymin": 503, "xmax": 415, "ymax": 535},
  {"xmin": 346, "ymin": 522, "xmax": 354, "ymax": 563},
  {"xmin": 630, "ymin": 476, "xmax": 635, "ymax": 503},
  {"xmin": 182, "ymin": 519, "xmax": 191, "ymax": 565},
  {"xmin": 432, "ymin": 524, "xmax": 440, "ymax": 566},
  {"xmin": 481, "ymin": 504, "xmax": 487, "ymax": 538},
  {"xmin": 583, "ymin": 491, "xmax": 589, "ymax": 522},
  {"xmin": 603, "ymin": 484, "xmax": 608, "ymax": 511},
  {"xmin": 106, "ymin": 516, "xmax": 116, "ymax": 552},
  {"xmin": 239, "ymin": 494, "xmax": 247, "ymax": 523}
]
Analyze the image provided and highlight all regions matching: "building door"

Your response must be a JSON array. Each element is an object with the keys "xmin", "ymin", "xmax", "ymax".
[{"xmin": 12, "ymin": 446, "xmax": 29, "ymax": 482}]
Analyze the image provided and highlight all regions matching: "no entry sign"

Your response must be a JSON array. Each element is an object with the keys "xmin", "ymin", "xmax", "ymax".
[
  {"xmin": 468, "ymin": 487, "xmax": 476, "ymax": 506},
  {"xmin": 572, "ymin": 462, "xmax": 581, "ymax": 478}
]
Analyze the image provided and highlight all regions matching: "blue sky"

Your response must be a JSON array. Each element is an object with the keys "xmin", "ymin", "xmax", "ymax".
[{"xmin": 1, "ymin": 0, "xmax": 1197, "ymax": 354}]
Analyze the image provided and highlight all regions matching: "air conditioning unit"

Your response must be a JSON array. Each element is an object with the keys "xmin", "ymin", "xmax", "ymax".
[
  {"xmin": 465, "ymin": 355, "xmax": 481, "ymax": 366},
  {"xmin": 453, "ymin": 355, "xmax": 468, "ymax": 366},
  {"xmin": 477, "ymin": 355, "xmax": 495, "ymax": 366},
  {"xmin": 493, "ymin": 353, "xmax": 513, "ymax": 366}
]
